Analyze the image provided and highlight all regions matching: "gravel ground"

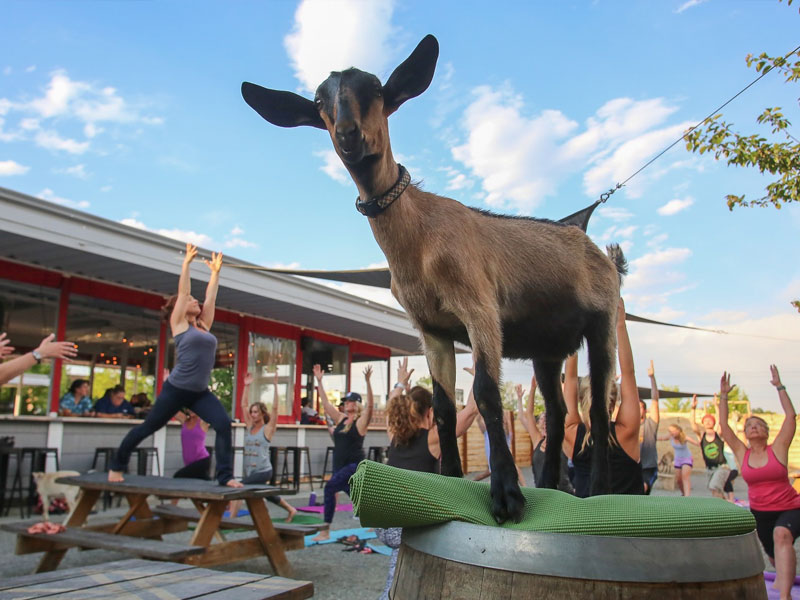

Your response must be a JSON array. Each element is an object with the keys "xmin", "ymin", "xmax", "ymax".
[{"xmin": 0, "ymin": 467, "xmax": 780, "ymax": 599}]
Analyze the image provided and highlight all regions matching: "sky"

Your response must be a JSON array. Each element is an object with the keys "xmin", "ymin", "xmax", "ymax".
[{"xmin": 1, "ymin": 0, "xmax": 799, "ymax": 411}]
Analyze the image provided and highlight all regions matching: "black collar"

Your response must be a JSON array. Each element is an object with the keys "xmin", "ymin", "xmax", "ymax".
[{"xmin": 355, "ymin": 164, "xmax": 410, "ymax": 218}]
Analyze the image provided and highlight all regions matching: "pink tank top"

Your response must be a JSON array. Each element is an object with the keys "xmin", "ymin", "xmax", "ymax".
[
  {"xmin": 741, "ymin": 446, "xmax": 800, "ymax": 511},
  {"xmin": 181, "ymin": 421, "xmax": 210, "ymax": 466}
]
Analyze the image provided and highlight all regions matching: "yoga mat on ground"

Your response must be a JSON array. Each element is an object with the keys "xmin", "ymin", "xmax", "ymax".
[
  {"xmin": 297, "ymin": 503, "xmax": 353, "ymax": 514},
  {"xmin": 764, "ymin": 571, "xmax": 800, "ymax": 600},
  {"xmin": 349, "ymin": 460, "xmax": 756, "ymax": 537},
  {"xmin": 304, "ymin": 526, "xmax": 376, "ymax": 547}
]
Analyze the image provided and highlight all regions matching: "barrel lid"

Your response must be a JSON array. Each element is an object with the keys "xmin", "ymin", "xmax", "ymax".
[{"xmin": 402, "ymin": 521, "xmax": 765, "ymax": 583}]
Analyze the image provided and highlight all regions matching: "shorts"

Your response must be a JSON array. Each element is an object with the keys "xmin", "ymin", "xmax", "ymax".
[
  {"xmin": 641, "ymin": 467, "xmax": 658, "ymax": 495},
  {"xmin": 674, "ymin": 457, "xmax": 693, "ymax": 469},
  {"xmin": 707, "ymin": 465, "xmax": 730, "ymax": 493},
  {"xmin": 724, "ymin": 469, "xmax": 739, "ymax": 494},
  {"xmin": 750, "ymin": 508, "xmax": 800, "ymax": 558}
]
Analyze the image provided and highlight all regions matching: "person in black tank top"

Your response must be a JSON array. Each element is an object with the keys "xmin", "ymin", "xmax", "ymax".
[
  {"xmin": 377, "ymin": 359, "xmax": 480, "ymax": 600},
  {"xmin": 311, "ymin": 364, "xmax": 374, "ymax": 542},
  {"xmin": 564, "ymin": 298, "xmax": 644, "ymax": 496},
  {"xmin": 690, "ymin": 396, "xmax": 731, "ymax": 498}
]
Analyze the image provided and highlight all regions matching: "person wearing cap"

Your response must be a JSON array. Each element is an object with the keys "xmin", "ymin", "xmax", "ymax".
[
  {"xmin": 311, "ymin": 363, "xmax": 374, "ymax": 541},
  {"xmin": 691, "ymin": 394, "xmax": 730, "ymax": 499}
]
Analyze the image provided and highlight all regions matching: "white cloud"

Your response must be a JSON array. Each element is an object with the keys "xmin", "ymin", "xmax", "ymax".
[
  {"xmin": 57, "ymin": 164, "xmax": 89, "ymax": 179},
  {"xmin": 676, "ymin": 0, "xmax": 710, "ymax": 14},
  {"xmin": 624, "ymin": 247, "xmax": 692, "ymax": 306},
  {"xmin": 230, "ymin": 226, "xmax": 244, "ymax": 236},
  {"xmin": 223, "ymin": 237, "xmax": 257, "ymax": 249},
  {"xmin": 285, "ymin": 0, "xmax": 397, "ymax": 93},
  {"xmin": 38, "ymin": 188, "xmax": 90, "ymax": 209},
  {"xmin": 657, "ymin": 196, "xmax": 694, "ymax": 216},
  {"xmin": 34, "ymin": 130, "xmax": 89, "ymax": 154},
  {"xmin": 119, "ymin": 217, "xmax": 213, "ymax": 247},
  {"xmin": 0, "ymin": 160, "xmax": 29, "ymax": 176},
  {"xmin": 646, "ymin": 232, "xmax": 669, "ymax": 248},
  {"xmin": 315, "ymin": 149, "xmax": 350, "ymax": 184},
  {"xmin": 597, "ymin": 206, "xmax": 634, "ymax": 222}
]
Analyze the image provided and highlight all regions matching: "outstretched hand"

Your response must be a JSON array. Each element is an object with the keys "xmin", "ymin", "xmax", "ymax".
[
  {"xmin": 0, "ymin": 333, "xmax": 14, "ymax": 359},
  {"xmin": 770, "ymin": 364, "xmax": 782, "ymax": 388},
  {"xmin": 647, "ymin": 359, "xmax": 655, "ymax": 378},
  {"xmin": 183, "ymin": 243, "xmax": 198, "ymax": 264},
  {"xmin": 396, "ymin": 357, "xmax": 414, "ymax": 387},
  {"xmin": 463, "ymin": 363, "xmax": 475, "ymax": 376},
  {"xmin": 36, "ymin": 334, "xmax": 78, "ymax": 361},
  {"xmin": 691, "ymin": 395, "xmax": 698, "ymax": 410},
  {"xmin": 363, "ymin": 365, "xmax": 373, "ymax": 381},
  {"xmin": 515, "ymin": 384, "xmax": 524, "ymax": 401},
  {"xmin": 720, "ymin": 371, "xmax": 736, "ymax": 396},
  {"xmin": 243, "ymin": 372, "xmax": 254, "ymax": 386},
  {"xmin": 204, "ymin": 251, "xmax": 223, "ymax": 274},
  {"xmin": 312, "ymin": 364, "xmax": 324, "ymax": 383}
]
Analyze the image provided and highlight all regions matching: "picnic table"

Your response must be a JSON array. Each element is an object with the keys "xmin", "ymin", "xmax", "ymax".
[
  {"xmin": 0, "ymin": 558, "xmax": 313, "ymax": 599},
  {"xmin": 1, "ymin": 473, "xmax": 323, "ymax": 577}
]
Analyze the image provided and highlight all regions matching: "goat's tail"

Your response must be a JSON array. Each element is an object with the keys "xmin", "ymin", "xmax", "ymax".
[{"xmin": 606, "ymin": 243, "xmax": 628, "ymax": 287}]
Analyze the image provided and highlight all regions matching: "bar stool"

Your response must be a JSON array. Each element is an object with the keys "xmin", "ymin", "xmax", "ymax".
[
  {"xmin": 21, "ymin": 447, "xmax": 60, "ymax": 517},
  {"xmin": 0, "ymin": 447, "xmax": 24, "ymax": 518},
  {"xmin": 319, "ymin": 446, "xmax": 335, "ymax": 484},
  {"xmin": 232, "ymin": 446, "xmax": 245, "ymax": 478},
  {"xmin": 91, "ymin": 447, "xmax": 118, "ymax": 510},
  {"xmin": 135, "ymin": 447, "xmax": 161, "ymax": 476},
  {"xmin": 279, "ymin": 446, "xmax": 313, "ymax": 493}
]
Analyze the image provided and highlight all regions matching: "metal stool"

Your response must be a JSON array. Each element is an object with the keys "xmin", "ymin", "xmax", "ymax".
[
  {"xmin": 0, "ymin": 447, "xmax": 24, "ymax": 518},
  {"xmin": 91, "ymin": 447, "xmax": 118, "ymax": 509},
  {"xmin": 21, "ymin": 447, "xmax": 60, "ymax": 517},
  {"xmin": 319, "ymin": 446, "xmax": 335, "ymax": 484},
  {"xmin": 135, "ymin": 447, "xmax": 161, "ymax": 476},
  {"xmin": 279, "ymin": 446, "xmax": 313, "ymax": 493}
]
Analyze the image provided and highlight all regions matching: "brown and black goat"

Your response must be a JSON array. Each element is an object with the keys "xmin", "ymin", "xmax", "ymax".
[{"xmin": 242, "ymin": 35, "xmax": 624, "ymax": 523}]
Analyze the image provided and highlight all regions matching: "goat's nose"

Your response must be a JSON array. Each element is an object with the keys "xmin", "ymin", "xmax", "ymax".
[{"xmin": 335, "ymin": 121, "xmax": 358, "ymax": 143}]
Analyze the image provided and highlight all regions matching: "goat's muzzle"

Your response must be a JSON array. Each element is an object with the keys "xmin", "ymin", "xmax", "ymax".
[{"xmin": 335, "ymin": 123, "xmax": 365, "ymax": 163}]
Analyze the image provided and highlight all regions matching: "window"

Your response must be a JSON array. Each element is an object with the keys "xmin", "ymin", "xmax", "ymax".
[
  {"xmin": 246, "ymin": 333, "xmax": 297, "ymax": 419},
  {"xmin": 300, "ymin": 337, "xmax": 348, "ymax": 415}
]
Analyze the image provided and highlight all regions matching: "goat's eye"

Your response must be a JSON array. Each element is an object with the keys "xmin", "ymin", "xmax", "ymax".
[
  {"xmin": 374, "ymin": 86, "xmax": 382, "ymax": 98},
  {"xmin": 314, "ymin": 97, "xmax": 322, "ymax": 109}
]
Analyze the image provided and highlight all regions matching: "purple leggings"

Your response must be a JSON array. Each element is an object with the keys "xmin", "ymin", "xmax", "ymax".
[{"xmin": 323, "ymin": 462, "xmax": 358, "ymax": 523}]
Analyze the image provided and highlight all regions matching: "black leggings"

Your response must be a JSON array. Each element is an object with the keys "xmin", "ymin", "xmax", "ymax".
[
  {"xmin": 751, "ymin": 508, "xmax": 800, "ymax": 558},
  {"xmin": 110, "ymin": 380, "xmax": 233, "ymax": 484},
  {"xmin": 173, "ymin": 457, "xmax": 211, "ymax": 480},
  {"xmin": 242, "ymin": 469, "xmax": 283, "ymax": 506}
]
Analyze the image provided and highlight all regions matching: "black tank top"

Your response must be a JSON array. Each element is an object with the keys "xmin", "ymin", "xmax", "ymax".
[
  {"xmin": 333, "ymin": 419, "xmax": 365, "ymax": 472},
  {"xmin": 572, "ymin": 422, "xmax": 644, "ymax": 496},
  {"xmin": 388, "ymin": 429, "xmax": 438, "ymax": 474},
  {"xmin": 700, "ymin": 432, "xmax": 726, "ymax": 468},
  {"xmin": 609, "ymin": 422, "xmax": 644, "ymax": 495},
  {"xmin": 533, "ymin": 439, "xmax": 575, "ymax": 494}
]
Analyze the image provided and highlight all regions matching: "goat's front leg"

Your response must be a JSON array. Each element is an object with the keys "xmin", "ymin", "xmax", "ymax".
[
  {"xmin": 467, "ymin": 319, "xmax": 525, "ymax": 523},
  {"xmin": 422, "ymin": 332, "xmax": 461, "ymax": 478}
]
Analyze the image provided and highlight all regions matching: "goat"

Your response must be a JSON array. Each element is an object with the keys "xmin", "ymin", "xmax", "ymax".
[{"xmin": 242, "ymin": 35, "xmax": 624, "ymax": 523}]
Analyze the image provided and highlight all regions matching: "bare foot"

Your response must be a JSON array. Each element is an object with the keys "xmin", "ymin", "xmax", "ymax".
[
  {"xmin": 225, "ymin": 479, "xmax": 244, "ymax": 488},
  {"xmin": 311, "ymin": 529, "xmax": 330, "ymax": 542},
  {"xmin": 108, "ymin": 470, "xmax": 124, "ymax": 482},
  {"xmin": 285, "ymin": 506, "xmax": 297, "ymax": 523}
]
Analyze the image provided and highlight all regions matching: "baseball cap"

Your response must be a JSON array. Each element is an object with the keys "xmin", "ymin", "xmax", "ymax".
[{"xmin": 342, "ymin": 392, "xmax": 362, "ymax": 403}]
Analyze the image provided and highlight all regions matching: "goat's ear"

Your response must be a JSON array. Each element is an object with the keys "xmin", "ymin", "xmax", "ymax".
[
  {"xmin": 383, "ymin": 34, "xmax": 439, "ymax": 116},
  {"xmin": 241, "ymin": 82, "xmax": 326, "ymax": 130}
]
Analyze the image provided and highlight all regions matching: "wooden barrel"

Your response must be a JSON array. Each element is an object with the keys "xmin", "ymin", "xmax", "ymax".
[{"xmin": 390, "ymin": 521, "xmax": 766, "ymax": 599}]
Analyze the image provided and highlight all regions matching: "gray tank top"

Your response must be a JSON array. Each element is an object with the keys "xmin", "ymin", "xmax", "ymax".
[
  {"xmin": 167, "ymin": 326, "xmax": 217, "ymax": 392},
  {"xmin": 244, "ymin": 426, "xmax": 272, "ymax": 476}
]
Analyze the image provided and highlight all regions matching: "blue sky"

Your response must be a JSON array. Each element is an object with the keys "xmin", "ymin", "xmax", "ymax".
[{"xmin": 1, "ymin": 0, "xmax": 799, "ymax": 410}]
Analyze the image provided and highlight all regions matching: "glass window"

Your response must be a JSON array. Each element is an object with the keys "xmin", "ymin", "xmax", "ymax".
[
  {"xmin": 64, "ymin": 294, "xmax": 161, "ymax": 408},
  {"xmin": 246, "ymin": 333, "xmax": 297, "ymax": 418},
  {"xmin": 350, "ymin": 358, "xmax": 389, "ymax": 408},
  {"xmin": 300, "ymin": 337, "xmax": 348, "ymax": 416},
  {"xmin": 0, "ymin": 279, "xmax": 59, "ymax": 415}
]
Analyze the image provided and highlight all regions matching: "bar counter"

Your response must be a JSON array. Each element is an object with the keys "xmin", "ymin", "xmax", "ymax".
[{"xmin": 0, "ymin": 415, "xmax": 390, "ymax": 480}]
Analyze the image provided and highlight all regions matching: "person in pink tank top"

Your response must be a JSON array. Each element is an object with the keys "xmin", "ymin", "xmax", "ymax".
[{"xmin": 719, "ymin": 366, "xmax": 797, "ymax": 600}]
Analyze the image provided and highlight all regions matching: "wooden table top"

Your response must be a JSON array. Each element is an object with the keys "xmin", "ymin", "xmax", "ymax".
[
  {"xmin": 56, "ymin": 472, "xmax": 282, "ymax": 501},
  {"xmin": 0, "ymin": 558, "xmax": 313, "ymax": 600}
]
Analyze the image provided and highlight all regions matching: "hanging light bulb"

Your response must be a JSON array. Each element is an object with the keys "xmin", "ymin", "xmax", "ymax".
[
  {"xmin": 96, "ymin": 331, "xmax": 102, "ymax": 338},
  {"xmin": 122, "ymin": 338, "xmax": 127, "ymax": 343},
  {"xmin": 129, "ymin": 342, "xmax": 134, "ymax": 347}
]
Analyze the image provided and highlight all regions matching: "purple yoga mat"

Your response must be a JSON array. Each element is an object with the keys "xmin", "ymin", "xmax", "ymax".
[
  {"xmin": 297, "ymin": 503, "xmax": 354, "ymax": 514},
  {"xmin": 764, "ymin": 571, "xmax": 800, "ymax": 599}
]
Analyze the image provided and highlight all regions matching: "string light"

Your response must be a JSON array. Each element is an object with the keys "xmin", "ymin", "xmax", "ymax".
[{"xmin": 96, "ymin": 332, "xmax": 102, "ymax": 338}]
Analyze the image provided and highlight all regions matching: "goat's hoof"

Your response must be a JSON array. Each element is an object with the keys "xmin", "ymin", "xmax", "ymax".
[{"xmin": 490, "ymin": 469, "xmax": 525, "ymax": 524}]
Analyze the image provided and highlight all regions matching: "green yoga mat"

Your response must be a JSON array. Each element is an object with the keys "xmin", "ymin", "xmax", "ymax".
[{"xmin": 350, "ymin": 460, "xmax": 755, "ymax": 538}]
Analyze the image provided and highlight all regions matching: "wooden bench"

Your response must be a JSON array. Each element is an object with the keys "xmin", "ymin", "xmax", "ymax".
[
  {"xmin": 0, "ymin": 558, "xmax": 313, "ymax": 599},
  {"xmin": 151, "ymin": 504, "xmax": 324, "ymax": 550},
  {"xmin": 1, "ymin": 520, "xmax": 205, "ymax": 561}
]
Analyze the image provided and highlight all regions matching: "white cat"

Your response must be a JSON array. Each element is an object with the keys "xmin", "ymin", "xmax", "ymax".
[{"xmin": 32, "ymin": 471, "xmax": 80, "ymax": 521}]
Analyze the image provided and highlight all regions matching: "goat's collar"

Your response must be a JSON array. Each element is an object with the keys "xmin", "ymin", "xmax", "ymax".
[{"xmin": 355, "ymin": 164, "xmax": 410, "ymax": 218}]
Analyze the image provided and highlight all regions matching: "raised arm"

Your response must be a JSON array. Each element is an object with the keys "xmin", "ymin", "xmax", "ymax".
[
  {"xmin": 240, "ymin": 371, "xmax": 254, "ymax": 428},
  {"xmin": 613, "ymin": 298, "xmax": 640, "ymax": 457},
  {"xmin": 0, "ymin": 334, "xmax": 77, "ymax": 386},
  {"xmin": 562, "ymin": 353, "xmax": 581, "ymax": 458},
  {"xmin": 690, "ymin": 395, "xmax": 701, "ymax": 436},
  {"xmin": 518, "ymin": 377, "xmax": 543, "ymax": 446},
  {"xmin": 356, "ymin": 366, "xmax": 374, "ymax": 435},
  {"xmin": 455, "ymin": 384, "xmax": 480, "ymax": 437},
  {"xmin": 314, "ymin": 364, "xmax": 341, "ymax": 424},
  {"xmin": 170, "ymin": 243, "xmax": 197, "ymax": 334},
  {"xmin": 264, "ymin": 370, "xmax": 280, "ymax": 441},
  {"xmin": 199, "ymin": 251, "xmax": 222, "ymax": 330},
  {"xmin": 718, "ymin": 372, "xmax": 747, "ymax": 464},
  {"xmin": 769, "ymin": 365, "xmax": 796, "ymax": 460},
  {"xmin": 648, "ymin": 359, "xmax": 660, "ymax": 423},
  {"xmin": 389, "ymin": 357, "xmax": 414, "ymax": 403}
]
